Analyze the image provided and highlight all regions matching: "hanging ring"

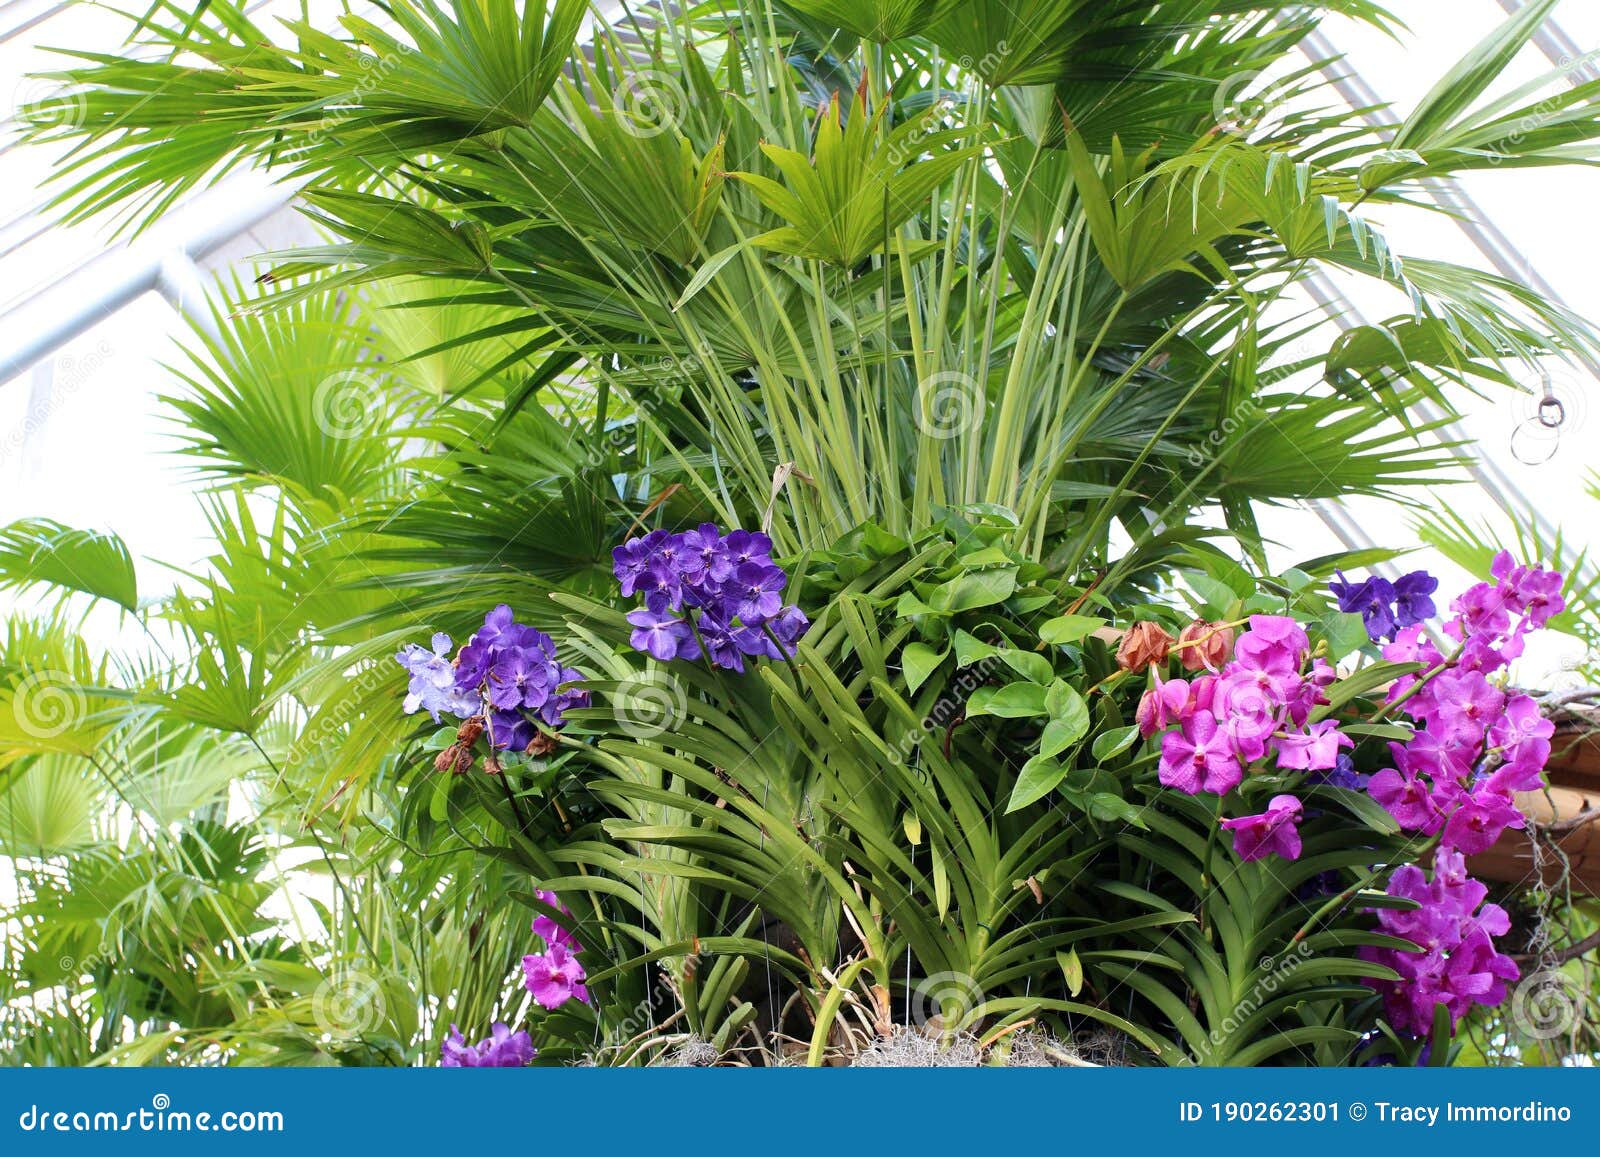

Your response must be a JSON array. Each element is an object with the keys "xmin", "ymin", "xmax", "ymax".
[
  {"xmin": 1537, "ymin": 396, "xmax": 1566, "ymax": 428},
  {"xmin": 1510, "ymin": 415, "xmax": 1561, "ymax": 465}
]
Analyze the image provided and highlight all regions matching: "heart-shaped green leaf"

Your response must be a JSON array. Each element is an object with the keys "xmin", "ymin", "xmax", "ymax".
[{"xmin": 1006, "ymin": 754, "xmax": 1066, "ymax": 812}]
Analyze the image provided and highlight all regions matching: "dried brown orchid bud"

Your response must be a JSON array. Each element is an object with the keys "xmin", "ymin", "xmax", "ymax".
[
  {"xmin": 456, "ymin": 716, "xmax": 485, "ymax": 746},
  {"xmin": 526, "ymin": 729, "xmax": 559, "ymax": 757},
  {"xmin": 434, "ymin": 743, "xmax": 475, "ymax": 775},
  {"xmin": 1116, "ymin": 620, "xmax": 1174, "ymax": 672},
  {"xmin": 1175, "ymin": 619, "xmax": 1234, "ymax": 672},
  {"xmin": 482, "ymin": 756, "xmax": 504, "ymax": 776}
]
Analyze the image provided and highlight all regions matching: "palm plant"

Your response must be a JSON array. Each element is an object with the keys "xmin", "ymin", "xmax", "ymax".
[{"xmin": 6, "ymin": 0, "xmax": 1600, "ymax": 1065}]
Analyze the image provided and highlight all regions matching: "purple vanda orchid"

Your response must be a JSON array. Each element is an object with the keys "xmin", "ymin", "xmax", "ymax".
[
  {"xmin": 1219, "ymin": 794, "xmax": 1303, "ymax": 862},
  {"xmin": 441, "ymin": 1022, "xmax": 535, "ymax": 1067}
]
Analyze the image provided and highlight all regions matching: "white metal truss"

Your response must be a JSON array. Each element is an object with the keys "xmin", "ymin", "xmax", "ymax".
[{"xmin": 1295, "ymin": 12, "xmax": 1595, "ymax": 574}]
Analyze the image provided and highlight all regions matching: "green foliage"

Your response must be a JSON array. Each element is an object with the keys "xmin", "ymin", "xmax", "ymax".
[
  {"xmin": 0, "ymin": 520, "xmax": 138, "ymax": 613},
  {"xmin": 7, "ymin": 0, "xmax": 1600, "ymax": 1068}
]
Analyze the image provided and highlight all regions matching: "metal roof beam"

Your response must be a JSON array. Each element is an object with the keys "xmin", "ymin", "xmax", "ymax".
[
  {"xmin": 1297, "ymin": 21, "xmax": 1588, "ymax": 556},
  {"xmin": 0, "ymin": 174, "xmax": 290, "ymax": 384}
]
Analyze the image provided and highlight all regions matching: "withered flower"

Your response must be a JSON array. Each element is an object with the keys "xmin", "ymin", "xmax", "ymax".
[
  {"xmin": 1175, "ymin": 619, "xmax": 1234, "ymax": 671},
  {"xmin": 434, "ymin": 744, "xmax": 475, "ymax": 775},
  {"xmin": 1116, "ymin": 620, "xmax": 1174, "ymax": 672}
]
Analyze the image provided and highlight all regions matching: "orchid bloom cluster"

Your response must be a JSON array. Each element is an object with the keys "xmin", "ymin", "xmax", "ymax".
[
  {"xmin": 613, "ymin": 524, "xmax": 809, "ymax": 672},
  {"xmin": 1329, "ymin": 569, "xmax": 1439, "ymax": 642},
  {"xmin": 396, "ymin": 605, "xmax": 589, "ymax": 757},
  {"xmin": 440, "ymin": 1022, "xmax": 535, "ymax": 1067},
  {"xmin": 1362, "ymin": 848, "xmax": 1519, "ymax": 1037},
  {"xmin": 522, "ymin": 889, "xmax": 590, "ymax": 1011},
  {"xmin": 1366, "ymin": 552, "xmax": 1562, "ymax": 855},
  {"xmin": 1353, "ymin": 553, "xmax": 1563, "ymax": 1035},
  {"xmin": 1139, "ymin": 614, "xmax": 1341, "ymax": 862}
]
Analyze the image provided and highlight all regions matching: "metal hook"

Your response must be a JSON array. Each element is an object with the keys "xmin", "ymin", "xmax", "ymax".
[{"xmin": 1509, "ymin": 372, "xmax": 1566, "ymax": 464}]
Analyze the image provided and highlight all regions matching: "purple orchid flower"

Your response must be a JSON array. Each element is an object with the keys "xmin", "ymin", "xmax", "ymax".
[
  {"xmin": 1158, "ymin": 713, "xmax": 1244, "ymax": 796},
  {"xmin": 722, "ymin": 529, "xmax": 773, "ymax": 568},
  {"xmin": 1362, "ymin": 847, "xmax": 1518, "ymax": 1035},
  {"xmin": 613, "ymin": 524, "xmax": 805, "ymax": 672},
  {"xmin": 396, "ymin": 632, "xmax": 480, "ymax": 723},
  {"xmin": 759, "ymin": 605, "xmax": 810, "ymax": 659},
  {"xmin": 1220, "ymin": 794, "xmax": 1303, "ymax": 862},
  {"xmin": 731, "ymin": 562, "xmax": 787, "ymax": 624},
  {"xmin": 1330, "ymin": 572, "xmax": 1397, "ymax": 641},
  {"xmin": 487, "ymin": 648, "xmax": 554, "ymax": 711},
  {"xmin": 695, "ymin": 613, "xmax": 749, "ymax": 673},
  {"xmin": 677, "ymin": 523, "xmax": 733, "ymax": 586},
  {"xmin": 627, "ymin": 607, "xmax": 701, "ymax": 662},
  {"xmin": 523, "ymin": 942, "xmax": 590, "ymax": 1010},
  {"xmin": 441, "ymin": 1023, "xmax": 535, "ymax": 1067},
  {"xmin": 1392, "ymin": 570, "xmax": 1439, "ymax": 628},
  {"xmin": 488, "ymin": 708, "xmax": 536, "ymax": 753},
  {"xmin": 531, "ymin": 888, "xmax": 581, "ymax": 951},
  {"xmin": 1273, "ymin": 719, "xmax": 1353, "ymax": 772}
]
